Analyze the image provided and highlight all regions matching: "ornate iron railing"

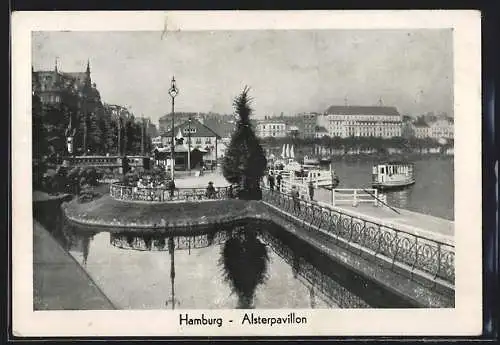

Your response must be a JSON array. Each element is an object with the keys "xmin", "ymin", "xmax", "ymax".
[
  {"xmin": 65, "ymin": 155, "xmax": 147, "ymax": 167},
  {"xmin": 262, "ymin": 189, "xmax": 455, "ymax": 285},
  {"xmin": 109, "ymin": 183, "xmax": 231, "ymax": 202}
]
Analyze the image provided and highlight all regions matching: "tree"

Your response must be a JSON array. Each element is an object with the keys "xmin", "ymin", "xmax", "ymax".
[
  {"xmin": 222, "ymin": 87, "xmax": 267, "ymax": 200},
  {"xmin": 32, "ymin": 91, "xmax": 46, "ymax": 160}
]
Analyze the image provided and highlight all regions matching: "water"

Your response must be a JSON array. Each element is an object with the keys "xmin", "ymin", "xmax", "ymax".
[
  {"xmin": 329, "ymin": 156, "xmax": 454, "ymax": 220},
  {"xmin": 55, "ymin": 219, "xmax": 375, "ymax": 310}
]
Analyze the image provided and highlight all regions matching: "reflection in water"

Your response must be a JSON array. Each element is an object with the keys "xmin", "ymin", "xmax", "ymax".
[
  {"xmin": 166, "ymin": 237, "xmax": 180, "ymax": 309},
  {"xmin": 385, "ymin": 187, "xmax": 412, "ymax": 209},
  {"xmin": 45, "ymin": 212, "xmax": 374, "ymax": 309},
  {"xmin": 108, "ymin": 231, "xmax": 230, "ymax": 309},
  {"xmin": 259, "ymin": 225, "xmax": 370, "ymax": 308},
  {"xmin": 219, "ymin": 225, "xmax": 270, "ymax": 309}
]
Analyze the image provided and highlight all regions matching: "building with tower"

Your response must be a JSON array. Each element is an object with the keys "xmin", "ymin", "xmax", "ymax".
[{"xmin": 32, "ymin": 59, "xmax": 100, "ymax": 107}]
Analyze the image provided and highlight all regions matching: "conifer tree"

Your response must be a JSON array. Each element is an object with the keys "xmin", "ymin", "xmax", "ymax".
[{"xmin": 222, "ymin": 87, "xmax": 267, "ymax": 200}]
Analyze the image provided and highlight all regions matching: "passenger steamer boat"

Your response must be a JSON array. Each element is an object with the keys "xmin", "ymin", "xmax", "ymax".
[
  {"xmin": 372, "ymin": 161, "xmax": 415, "ymax": 190},
  {"xmin": 269, "ymin": 144, "xmax": 340, "ymax": 189}
]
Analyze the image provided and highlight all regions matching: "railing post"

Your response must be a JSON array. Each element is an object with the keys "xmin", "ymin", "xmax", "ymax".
[
  {"xmin": 373, "ymin": 189, "xmax": 378, "ymax": 207},
  {"xmin": 331, "ymin": 188, "xmax": 336, "ymax": 206},
  {"xmin": 353, "ymin": 190, "xmax": 358, "ymax": 207}
]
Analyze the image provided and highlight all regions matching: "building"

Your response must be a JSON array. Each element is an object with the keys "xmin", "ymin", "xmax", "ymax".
[
  {"xmin": 158, "ymin": 112, "xmax": 200, "ymax": 135},
  {"xmin": 32, "ymin": 60, "xmax": 99, "ymax": 106},
  {"xmin": 401, "ymin": 117, "xmax": 416, "ymax": 138},
  {"xmin": 145, "ymin": 119, "xmax": 159, "ymax": 138},
  {"xmin": 412, "ymin": 122, "xmax": 431, "ymax": 139},
  {"xmin": 152, "ymin": 136, "xmax": 163, "ymax": 148},
  {"xmin": 281, "ymin": 113, "xmax": 320, "ymax": 139},
  {"xmin": 429, "ymin": 118, "xmax": 454, "ymax": 140},
  {"xmin": 255, "ymin": 119, "xmax": 287, "ymax": 138},
  {"xmin": 298, "ymin": 113, "xmax": 319, "ymax": 139},
  {"xmin": 314, "ymin": 126, "xmax": 329, "ymax": 139},
  {"xmin": 324, "ymin": 105, "xmax": 402, "ymax": 138},
  {"xmin": 160, "ymin": 118, "xmax": 222, "ymax": 167}
]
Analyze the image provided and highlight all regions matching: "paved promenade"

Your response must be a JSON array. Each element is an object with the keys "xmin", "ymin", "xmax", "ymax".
[
  {"xmin": 33, "ymin": 221, "xmax": 115, "ymax": 310},
  {"xmin": 193, "ymin": 172, "xmax": 453, "ymax": 244},
  {"xmin": 174, "ymin": 171, "xmax": 230, "ymax": 188},
  {"xmin": 313, "ymin": 188, "xmax": 454, "ymax": 244}
]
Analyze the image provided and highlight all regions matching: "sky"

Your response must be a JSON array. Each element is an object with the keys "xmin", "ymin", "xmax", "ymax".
[{"xmin": 32, "ymin": 29, "xmax": 453, "ymax": 124}]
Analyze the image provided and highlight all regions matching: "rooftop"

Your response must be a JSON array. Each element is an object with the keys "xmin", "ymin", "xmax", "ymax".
[
  {"xmin": 161, "ymin": 118, "xmax": 222, "ymax": 139},
  {"xmin": 325, "ymin": 105, "xmax": 400, "ymax": 116}
]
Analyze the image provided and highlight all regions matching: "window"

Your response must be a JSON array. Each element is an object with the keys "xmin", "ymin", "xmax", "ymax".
[{"xmin": 183, "ymin": 128, "xmax": 197, "ymax": 134}]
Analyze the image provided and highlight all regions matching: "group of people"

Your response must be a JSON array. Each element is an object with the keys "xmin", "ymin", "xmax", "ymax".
[
  {"xmin": 137, "ymin": 178, "xmax": 164, "ymax": 189},
  {"xmin": 267, "ymin": 171, "xmax": 283, "ymax": 191}
]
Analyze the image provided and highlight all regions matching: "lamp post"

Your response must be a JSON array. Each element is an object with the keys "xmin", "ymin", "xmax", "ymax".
[
  {"xmin": 187, "ymin": 117, "xmax": 191, "ymax": 174},
  {"xmin": 168, "ymin": 76, "xmax": 179, "ymax": 181}
]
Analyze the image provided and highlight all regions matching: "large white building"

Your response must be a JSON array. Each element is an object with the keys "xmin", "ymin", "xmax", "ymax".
[
  {"xmin": 324, "ymin": 105, "xmax": 402, "ymax": 138},
  {"xmin": 429, "ymin": 118, "xmax": 454, "ymax": 140},
  {"xmin": 412, "ymin": 122, "xmax": 431, "ymax": 139},
  {"xmin": 255, "ymin": 119, "xmax": 287, "ymax": 138}
]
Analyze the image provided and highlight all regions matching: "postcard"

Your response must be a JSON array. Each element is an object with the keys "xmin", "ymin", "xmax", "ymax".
[{"xmin": 12, "ymin": 10, "xmax": 482, "ymax": 337}]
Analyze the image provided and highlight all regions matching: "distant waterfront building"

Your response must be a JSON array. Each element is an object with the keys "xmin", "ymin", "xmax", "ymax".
[
  {"xmin": 288, "ymin": 125, "xmax": 300, "ymax": 138},
  {"xmin": 314, "ymin": 126, "xmax": 329, "ymax": 139},
  {"xmin": 412, "ymin": 122, "xmax": 431, "ymax": 139},
  {"xmin": 256, "ymin": 119, "xmax": 287, "ymax": 138},
  {"xmin": 401, "ymin": 117, "xmax": 415, "ymax": 138},
  {"xmin": 282, "ymin": 113, "xmax": 319, "ymax": 139},
  {"xmin": 429, "ymin": 118, "xmax": 454, "ymax": 140},
  {"xmin": 324, "ymin": 105, "xmax": 402, "ymax": 138},
  {"xmin": 316, "ymin": 114, "xmax": 330, "ymax": 133},
  {"xmin": 298, "ymin": 113, "xmax": 319, "ymax": 139}
]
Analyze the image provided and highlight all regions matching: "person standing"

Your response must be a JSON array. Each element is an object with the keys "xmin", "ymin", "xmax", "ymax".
[
  {"xmin": 206, "ymin": 181, "xmax": 216, "ymax": 199},
  {"xmin": 268, "ymin": 171, "xmax": 275, "ymax": 191},
  {"xmin": 308, "ymin": 181, "xmax": 315, "ymax": 201},
  {"xmin": 168, "ymin": 179, "xmax": 176, "ymax": 199},
  {"xmin": 291, "ymin": 186, "xmax": 300, "ymax": 211},
  {"xmin": 276, "ymin": 172, "xmax": 283, "ymax": 192}
]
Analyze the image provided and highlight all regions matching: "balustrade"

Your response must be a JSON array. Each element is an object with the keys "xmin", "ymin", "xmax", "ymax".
[
  {"xmin": 261, "ymin": 189, "xmax": 455, "ymax": 285},
  {"xmin": 109, "ymin": 183, "xmax": 231, "ymax": 202}
]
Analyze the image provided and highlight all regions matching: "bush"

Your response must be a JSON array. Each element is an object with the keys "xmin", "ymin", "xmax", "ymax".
[
  {"xmin": 79, "ymin": 167, "xmax": 100, "ymax": 186},
  {"xmin": 77, "ymin": 189, "xmax": 103, "ymax": 203},
  {"xmin": 120, "ymin": 171, "xmax": 140, "ymax": 186}
]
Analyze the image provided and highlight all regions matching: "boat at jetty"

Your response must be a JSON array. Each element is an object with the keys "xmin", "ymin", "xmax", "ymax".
[
  {"xmin": 372, "ymin": 161, "xmax": 415, "ymax": 190},
  {"xmin": 303, "ymin": 155, "xmax": 320, "ymax": 166},
  {"xmin": 269, "ymin": 144, "xmax": 339, "ymax": 189},
  {"xmin": 319, "ymin": 156, "xmax": 332, "ymax": 164}
]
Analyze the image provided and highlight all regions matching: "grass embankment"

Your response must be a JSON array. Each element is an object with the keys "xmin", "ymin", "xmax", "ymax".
[{"xmin": 63, "ymin": 195, "xmax": 269, "ymax": 231}]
